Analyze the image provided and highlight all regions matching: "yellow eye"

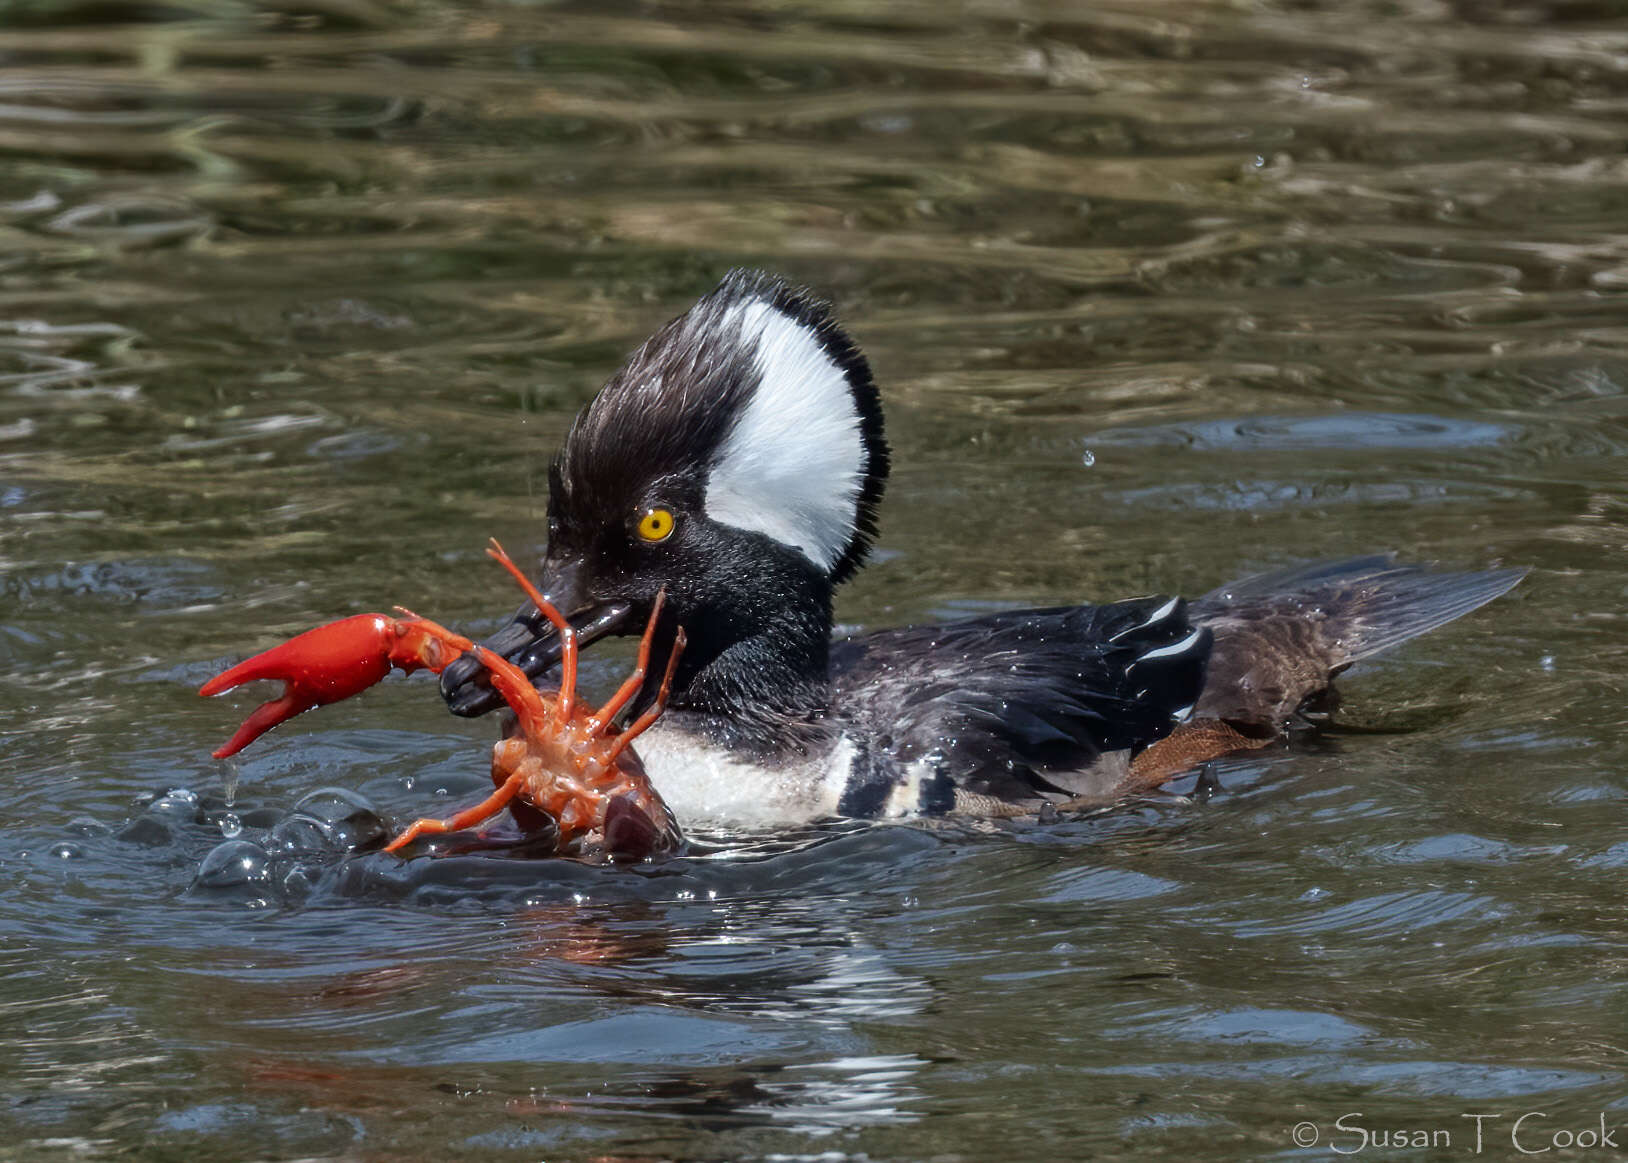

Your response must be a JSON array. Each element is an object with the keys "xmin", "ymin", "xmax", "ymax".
[{"xmin": 636, "ymin": 507, "xmax": 675, "ymax": 543}]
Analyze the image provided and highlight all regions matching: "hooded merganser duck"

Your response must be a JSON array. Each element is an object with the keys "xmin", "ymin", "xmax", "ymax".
[{"xmin": 438, "ymin": 270, "xmax": 1524, "ymax": 827}]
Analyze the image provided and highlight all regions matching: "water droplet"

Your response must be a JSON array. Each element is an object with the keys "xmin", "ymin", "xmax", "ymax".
[
  {"xmin": 1253, "ymin": 154, "xmax": 1266, "ymax": 168},
  {"xmin": 219, "ymin": 812, "xmax": 243, "ymax": 839},
  {"xmin": 1081, "ymin": 448, "xmax": 1096, "ymax": 467},
  {"xmin": 219, "ymin": 758, "xmax": 239, "ymax": 806},
  {"xmin": 1540, "ymin": 654, "xmax": 1557, "ymax": 672}
]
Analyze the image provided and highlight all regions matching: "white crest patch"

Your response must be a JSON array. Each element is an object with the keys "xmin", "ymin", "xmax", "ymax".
[{"xmin": 703, "ymin": 299, "xmax": 866, "ymax": 573}]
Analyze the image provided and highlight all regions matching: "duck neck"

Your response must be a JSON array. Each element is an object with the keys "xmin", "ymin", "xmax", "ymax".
[{"xmin": 667, "ymin": 587, "xmax": 834, "ymax": 758}]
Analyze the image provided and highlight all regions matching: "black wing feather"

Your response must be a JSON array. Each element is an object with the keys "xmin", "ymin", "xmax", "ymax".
[{"xmin": 829, "ymin": 596, "xmax": 1210, "ymax": 808}]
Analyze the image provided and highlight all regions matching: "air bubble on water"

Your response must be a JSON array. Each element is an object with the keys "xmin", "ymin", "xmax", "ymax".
[
  {"xmin": 219, "ymin": 812, "xmax": 243, "ymax": 839},
  {"xmin": 192, "ymin": 839, "xmax": 273, "ymax": 893},
  {"xmin": 275, "ymin": 789, "xmax": 386, "ymax": 853},
  {"xmin": 571, "ymin": 892, "xmax": 587, "ymax": 906},
  {"xmin": 1540, "ymin": 654, "xmax": 1557, "ymax": 672},
  {"xmin": 281, "ymin": 865, "xmax": 320, "ymax": 899},
  {"xmin": 152, "ymin": 788, "xmax": 199, "ymax": 815},
  {"xmin": 1253, "ymin": 155, "xmax": 1266, "ymax": 168},
  {"xmin": 270, "ymin": 813, "xmax": 332, "ymax": 853},
  {"xmin": 1081, "ymin": 448, "xmax": 1096, "ymax": 468},
  {"xmin": 293, "ymin": 786, "xmax": 377, "ymax": 824},
  {"xmin": 48, "ymin": 842, "xmax": 81, "ymax": 860}
]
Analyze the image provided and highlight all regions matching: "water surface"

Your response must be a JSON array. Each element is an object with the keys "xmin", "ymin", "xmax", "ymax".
[{"xmin": 4, "ymin": 1, "xmax": 1628, "ymax": 1158}]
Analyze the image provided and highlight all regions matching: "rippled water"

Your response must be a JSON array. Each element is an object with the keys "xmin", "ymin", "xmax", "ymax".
[{"xmin": 4, "ymin": 1, "xmax": 1628, "ymax": 1158}]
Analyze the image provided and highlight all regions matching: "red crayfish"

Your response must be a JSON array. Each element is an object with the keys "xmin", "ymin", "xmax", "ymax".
[{"xmin": 199, "ymin": 540, "xmax": 684, "ymax": 859}]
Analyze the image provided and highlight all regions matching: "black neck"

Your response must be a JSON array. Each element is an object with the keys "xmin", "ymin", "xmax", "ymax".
[
  {"xmin": 676, "ymin": 609, "xmax": 832, "ymax": 755},
  {"xmin": 637, "ymin": 562, "xmax": 836, "ymax": 757}
]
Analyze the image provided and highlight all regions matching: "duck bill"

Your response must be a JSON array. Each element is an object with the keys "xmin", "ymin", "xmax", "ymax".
[{"xmin": 439, "ymin": 561, "xmax": 632, "ymax": 717}]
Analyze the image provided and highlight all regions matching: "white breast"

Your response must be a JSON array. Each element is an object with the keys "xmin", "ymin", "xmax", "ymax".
[{"xmin": 628, "ymin": 722, "xmax": 856, "ymax": 829}]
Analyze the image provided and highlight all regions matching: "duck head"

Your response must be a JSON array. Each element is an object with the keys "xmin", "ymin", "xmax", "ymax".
[{"xmin": 441, "ymin": 270, "xmax": 889, "ymax": 732}]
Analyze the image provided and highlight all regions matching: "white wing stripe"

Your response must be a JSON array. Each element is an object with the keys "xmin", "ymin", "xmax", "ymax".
[{"xmin": 1134, "ymin": 627, "xmax": 1207, "ymax": 663}]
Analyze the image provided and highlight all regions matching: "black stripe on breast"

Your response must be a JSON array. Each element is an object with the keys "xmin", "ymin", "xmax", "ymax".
[
  {"xmin": 836, "ymin": 738, "xmax": 895, "ymax": 817},
  {"xmin": 918, "ymin": 767, "xmax": 955, "ymax": 815}
]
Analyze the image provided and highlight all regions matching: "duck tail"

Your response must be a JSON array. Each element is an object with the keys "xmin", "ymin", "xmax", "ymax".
[
  {"xmin": 1185, "ymin": 556, "xmax": 1525, "ymax": 730},
  {"xmin": 1196, "ymin": 555, "xmax": 1527, "ymax": 667}
]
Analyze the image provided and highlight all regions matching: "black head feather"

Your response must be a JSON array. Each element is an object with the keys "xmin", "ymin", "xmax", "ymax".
[{"xmin": 553, "ymin": 269, "xmax": 889, "ymax": 584}]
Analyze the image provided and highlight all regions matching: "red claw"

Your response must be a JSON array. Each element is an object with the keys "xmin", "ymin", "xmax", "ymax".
[{"xmin": 200, "ymin": 613, "xmax": 399, "ymax": 759}]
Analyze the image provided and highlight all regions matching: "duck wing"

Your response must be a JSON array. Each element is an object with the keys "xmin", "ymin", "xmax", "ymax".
[{"xmin": 828, "ymin": 596, "xmax": 1210, "ymax": 813}]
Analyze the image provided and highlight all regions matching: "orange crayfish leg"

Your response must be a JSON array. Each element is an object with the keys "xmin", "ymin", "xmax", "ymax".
[{"xmin": 383, "ymin": 771, "xmax": 527, "ymax": 855}]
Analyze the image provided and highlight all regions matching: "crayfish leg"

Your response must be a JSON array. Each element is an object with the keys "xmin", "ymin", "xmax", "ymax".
[
  {"xmin": 470, "ymin": 644, "xmax": 556, "ymax": 739},
  {"xmin": 383, "ymin": 769, "xmax": 528, "ymax": 854},
  {"xmin": 586, "ymin": 588, "xmax": 668, "ymax": 736},
  {"xmin": 602, "ymin": 628, "xmax": 686, "ymax": 769}
]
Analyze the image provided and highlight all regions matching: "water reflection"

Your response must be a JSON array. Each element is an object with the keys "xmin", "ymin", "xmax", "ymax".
[
  {"xmin": 3, "ymin": 0, "xmax": 1627, "ymax": 1157},
  {"xmin": 1090, "ymin": 412, "xmax": 1512, "ymax": 452}
]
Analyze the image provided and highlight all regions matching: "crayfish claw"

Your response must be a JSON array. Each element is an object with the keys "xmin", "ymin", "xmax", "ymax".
[
  {"xmin": 209, "ymin": 690, "xmax": 311, "ymax": 760},
  {"xmin": 199, "ymin": 612, "xmax": 399, "ymax": 758}
]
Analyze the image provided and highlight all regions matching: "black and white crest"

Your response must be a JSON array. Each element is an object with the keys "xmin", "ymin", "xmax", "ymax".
[{"xmin": 555, "ymin": 270, "xmax": 889, "ymax": 582}]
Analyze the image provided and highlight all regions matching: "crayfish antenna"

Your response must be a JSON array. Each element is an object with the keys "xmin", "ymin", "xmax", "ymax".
[{"xmin": 485, "ymin": 538, "xmax": 578, "ymax": 722}]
